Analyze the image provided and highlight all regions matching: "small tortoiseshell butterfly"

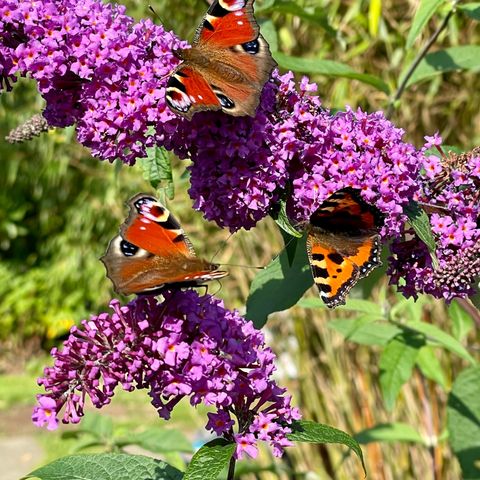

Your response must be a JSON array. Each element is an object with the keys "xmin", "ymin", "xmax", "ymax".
[
  {"xmin": 166, "ymin": 0, "xmax": 276, "ymax": 119},
  {"xmin": 306, "ymin": 188, "xmax": 384, "ymax": 308},
  {"xmin": 101, "ymin": 194, "xmax": 227, "ymax": 295}
]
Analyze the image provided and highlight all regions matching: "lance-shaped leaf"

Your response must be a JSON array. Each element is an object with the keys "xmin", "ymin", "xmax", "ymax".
[
  {"xmin": 184, "ymin": 439, "xmax": 235, "ymax": 480},
  {"xmin": 288, "ymin": 420, "xmax": 366, "ymax": 475},
  {"xmin": 246, "ymin": 234, "xmax": 313, "ymax": 328}
]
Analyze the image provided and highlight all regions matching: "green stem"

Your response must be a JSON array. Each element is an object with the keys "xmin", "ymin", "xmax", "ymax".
[
  {"xmin": 227, "ymin": 455, "xmax": 236, "ymax": 480},
  {"xmin": 386, "ymin": 2, "xmax": 458, "ymax": 118}
]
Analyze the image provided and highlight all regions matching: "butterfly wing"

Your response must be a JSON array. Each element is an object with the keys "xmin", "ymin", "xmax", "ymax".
[
  {"xmin": 101, "ymin": 194, "xmax": 227, "ymax": 295},
  {"xmin": 307, "ymin": 188, "xmax": 383, "ymax": 308},
  {"xmin": 193, "ymin": 0, "xmax": 258, "ymax": 47},
  {"xmin": 166, "ymin": 0, "xmax": 276, "ymax": 119}
]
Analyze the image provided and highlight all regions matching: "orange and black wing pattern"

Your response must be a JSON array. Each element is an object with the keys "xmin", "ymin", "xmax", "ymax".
[
  {"xmin": 101, "ymin": 194, "xmax": 227, "ymax": 295},
  {"xmin": 120, "ymin": 194, "xmax": 194, "ymax": 258},
  {"xmin": 307, "ymin": 188, "xmax": 383, "ymax": 308}
]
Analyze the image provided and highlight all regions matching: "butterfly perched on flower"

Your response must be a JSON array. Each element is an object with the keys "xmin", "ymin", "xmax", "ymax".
[
  {"xmin": 306, "ymin": 188, "xmax": 384, "ymax": 308},
  {"xmin": 166, "ymin": 0, "xmax": 276, "ymax": 119},
  {"xmin": 101, "ymin": 194, "xmax": 227, "ymax": 295}
]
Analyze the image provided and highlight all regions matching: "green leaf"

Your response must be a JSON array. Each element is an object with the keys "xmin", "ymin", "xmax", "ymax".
[
  {"xmin": 329, "ymin": 319, "xmax": 402, "ymax": 346},
  {"xmin": 259, "ymin": 0, "xmax": 337, "ymax": 37},
  {"xmin": 389, "ymin": 295, "xmax": 427, "ymax": 323},
  {"xmin": 184, "ymin": 439, "xmax": 235, "ymax": 480},
  {"xmin": 416, "ymin": 346, "xmax": 448, "ymax": 389},
  {"xmin": 288, "ymin": 420, "xmax": 366, "ymax": 475},
  {"xmin": 139, "ymin": 146, "xmax": 174, "ymax": 199},
  {"xmin": 379, "ymin": 331, "xmax": 425, "ymax": 410},
  {"xmin": 407, "ymin": 320, "xmax": 476, "ymax": 364},
  {"xmin": 273, "ymin": 52, "xmax": 390, "ymax": 94},
  {"xmin": 245, "ymin": 234, "xmax": 312, "ymax": 328},
  {"xmin": 368, "ymin": 0, "xmax": 382, "ymax": 37},
  {"xmin": 23, "ymin": 453, "xmax": 183, "ymax": 480},
  {"xmin": 403, "ymin": 200, "xmax": 439, "ymax": 268},
  {"xmin": 281, "ymin": 230, "xmax": 299, "ymax": 266},
  {"xmin": 355, "ymin": 422, "xmax": 426, "ymax": 445},
  {"xmin": 406, "ymin": 0, "xmax": 445, "ymax": 49},
  {"xmin": 273, "ymin": 200, "xmax": 302, "ymax": 238},
  {"xmin": 447, "ymin": 366, "xmax": 480, "ymax": 479},
  {"xmin": 120, "ymin": 428, "xmax": 193, "ymax": 454},
  {"xmin": 458, "ymin": 3, "xmax": 480, "ymax": 21},
  {"xmin": 449, "ymin": 301, "xmax": 475, "ymax": 341},
  {"xmin": 405, "ymin": 46, "xmax": 480, "ymax": 87}
]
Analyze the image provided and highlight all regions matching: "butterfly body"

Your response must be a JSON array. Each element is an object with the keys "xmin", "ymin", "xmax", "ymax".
[
  {"xmin": 166, "ymin": 0, "xmax": 276, "ymax": 119},
  {"xmin": 101, "ymin": 194, "xmax": 227, "ymax": 295},
  {"xmin": 306, "ymin": 188, "xmax": 384, "ymax": 308}
]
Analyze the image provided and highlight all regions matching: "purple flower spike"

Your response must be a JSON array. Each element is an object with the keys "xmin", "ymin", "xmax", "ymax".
[
  {"xmin": 0, "ymin": 0, "xmax": 186, "ymax": 164},
  {"xmin": 34, "ymin": 291, "xmax": 300, "ymax": 458},
  {"xmin": 389, "ymin": 145, "xmax": 480, "ymax": 301}
]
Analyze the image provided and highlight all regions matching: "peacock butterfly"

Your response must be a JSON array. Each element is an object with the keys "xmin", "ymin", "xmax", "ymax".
[
  {"xmin": 101, "ymin": 194, "xmax": 228, "ymax": 295},
  {"xmin": 166, "ymin": 0, "xmax": 277, "ymax": 119},
  {"xmin": 306, "ymin": 188, "xmax": 384, "ymax": 308}
]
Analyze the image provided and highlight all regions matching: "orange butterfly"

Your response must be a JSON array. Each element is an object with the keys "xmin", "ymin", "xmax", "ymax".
[
  {"xmin": 101, "ymin": 194, "xmax": 227, "ymax": 295},
  {"xmin": 306, "ymin": 188, "xmax": 384, "ymax": 308},
  {"xmin": 166, "ymin": 0, "xmax": 276, "ymax": 119}
]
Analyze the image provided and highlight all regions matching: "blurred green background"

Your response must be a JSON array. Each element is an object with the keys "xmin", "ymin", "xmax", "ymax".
[{"xmin": 1, "ymin": 0, "xmax": 479, "ymax": 478}]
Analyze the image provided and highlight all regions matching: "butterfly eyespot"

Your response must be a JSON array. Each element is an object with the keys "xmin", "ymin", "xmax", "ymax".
[
  {"xmin": 218, "ymin": 0, "xmax": 245, "ymax": 12},
  {"xmin": 149, "ymin": 205, "xmax": 165, "ymax": 217},
  {"xmin": 216, "ymin": 93, "xmax": 235, "ymax": 110},
  {"xmin": 120, "ymin": 239, "xmax": 139, "ymax": 257},
  {"xmin": 133, "ymin": 196, "xmax": 156, "ymax": 210},
  {"xmin": 241, "ymin": 39, "xmax": 260, "ymax": 55}
]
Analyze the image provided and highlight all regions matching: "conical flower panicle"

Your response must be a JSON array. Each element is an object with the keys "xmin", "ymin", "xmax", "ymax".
[{"xmin": 33, "ymin": 291, "xmax": 300, "ymax": 459}]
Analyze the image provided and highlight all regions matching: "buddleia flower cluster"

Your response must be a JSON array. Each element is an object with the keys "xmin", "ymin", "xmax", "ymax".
[
  {"xmin": 0, "ymin": 0, "xmax": 185, "ymax": 164},
  {"xmin": 388, "ymin": 138, "xmax": 480, "ymax": 301},
  {"xmin": 32, "ymin": 291, "xmax": 301, "ymax": 459},
  {"xmin": 270, "ymin": 72, "xmax": 423, "ymax": 238}
]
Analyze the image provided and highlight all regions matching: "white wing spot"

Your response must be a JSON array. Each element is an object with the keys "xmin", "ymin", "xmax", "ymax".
[
  {"xmin": 237, "ymin": 21, "xmax": 244, "ymax": 25},
  {"xmin": 198, "ymin": 95, "xmax": 203, "ymax": 100}
]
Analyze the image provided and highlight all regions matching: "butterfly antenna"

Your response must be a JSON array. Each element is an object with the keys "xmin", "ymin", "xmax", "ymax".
[
  {"xmin": 210, "ymin": 280, "xmax": 223, "ymax": 297},
  {"xmin": 148, "ymin": 5, "xmax": 170, "ymax": 30},
  {"xmin": 218, "ymin": 263, "xmax": 265, "ymax": 270},
  {"xmin": 269, "ymin": 234, "xmax": 298, "ymax": 263},
  {"xmin": 210, "ymin": 233, "xmax": 234, "ymax": 264}
]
